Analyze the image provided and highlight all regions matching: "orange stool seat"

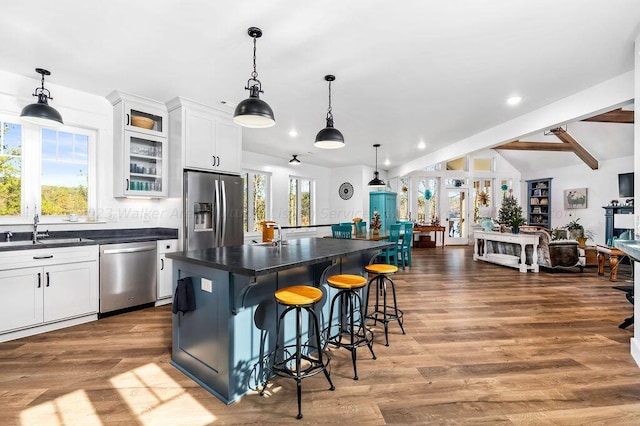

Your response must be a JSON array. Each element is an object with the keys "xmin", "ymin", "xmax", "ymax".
[
  {"xmin": 365, "ymin": 264, "xmax": 398, "ymax": 275},
  {"xmin": 275, "ymin": 285, "xmax": 323, "ymax": 306},
  {"xmin": 327, "ymin": 274, "xmax": 367, "ymax": 289}
]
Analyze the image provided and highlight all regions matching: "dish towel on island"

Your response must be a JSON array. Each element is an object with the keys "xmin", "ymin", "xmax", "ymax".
[{"xmin": 172, "ymin": 277, "xmax": 196, "ymax": 315}]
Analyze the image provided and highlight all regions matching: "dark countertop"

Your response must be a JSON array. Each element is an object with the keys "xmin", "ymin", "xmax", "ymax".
[
  {"xmin": 0, "ymin": 227, "xmax": 178, "ymax": 251},
  {"xmin": 166, "ymin": 237, "xmax": 393, "ymax": 276}
]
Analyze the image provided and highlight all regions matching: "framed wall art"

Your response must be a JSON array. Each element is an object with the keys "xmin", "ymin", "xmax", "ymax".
[{"xmin": 564, "ymin": 187, "xmax": 588, "ymax": 209}]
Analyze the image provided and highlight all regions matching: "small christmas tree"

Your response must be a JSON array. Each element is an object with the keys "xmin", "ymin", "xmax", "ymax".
[
  {"xmin": 371, "ymin": 211, "xmax": 381, "ymax": 230},
  {"xmin": 497, "ymin": 191, "xmax": 525, "ymax": 229}
]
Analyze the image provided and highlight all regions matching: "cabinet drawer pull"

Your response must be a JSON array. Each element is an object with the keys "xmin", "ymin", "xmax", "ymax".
[
  {"xmin": 37, "ymin": 272, "xmax": 41, "ymax": 288},
  {"xmin": 33, "ymin": 255, "xmax": 54, "ymax": 259},
  {"xmin": 160, "ymin": 258, "xmax": 165, "ymax": 270},
  {"xmin": 46, "ymin": 272, "xmax": 50, "ymax": 287}
]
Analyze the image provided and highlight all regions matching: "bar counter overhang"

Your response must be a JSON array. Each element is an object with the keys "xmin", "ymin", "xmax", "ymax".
[{"xmin": 166, "ymin": 237, "xmax": 392, "ymax": 404}]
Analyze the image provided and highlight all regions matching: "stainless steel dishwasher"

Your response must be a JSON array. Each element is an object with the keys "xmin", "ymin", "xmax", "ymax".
[{"xmin": 99, "ymin": 241, "xmax": 157, "ymax": 314}]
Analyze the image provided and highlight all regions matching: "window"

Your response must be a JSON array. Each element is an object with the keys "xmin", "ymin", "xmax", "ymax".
[
  {"xmin": 0, "ymin": 116, "xmax": 95, "ymax": 219},
  {"xmin": 289, "ymin": 177, "xmax": 314, "ymax": 226},
  {"xmin": 473, "ymin": 179, "xmax": 493, "ymax": 222},
  {"xmin": 0, "ymin": 121, "xmax": 22, "ymax": 215},
  {"xmin": 398, "ymin": 177, "xmax": 409, "ymax": 220},
  {"xmin": 41, "ymin": 129, "xmax": 89, "ymax": 215},
  {"xmin": 416, "ymin": 178, "xmax": 438, "ymax": 223},
  {"xmin": 242, "ymin": 170, "xmax": 270, "ymax": 232}
]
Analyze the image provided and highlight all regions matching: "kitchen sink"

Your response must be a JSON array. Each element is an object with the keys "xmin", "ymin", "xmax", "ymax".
[
  {"xmin": 252, "ymin": 241, "xmax": 288, "ymax": 247},
  {"xmin": 37, "ymin": 238, "xmax": 94, "ymax": 245},
  {"xmin": 0, "ymin": 240, "xmax": 38, "ymax": 247},
  {"xmin": 0, "ymin": 237, "xmax": 94, "ymax": 249}
]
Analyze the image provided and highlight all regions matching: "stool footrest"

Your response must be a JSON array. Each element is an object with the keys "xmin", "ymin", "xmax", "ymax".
[
  {"xmin": 270, "ymin": 345, "xmax": 332, "ymax": 380},
  {"xmin": 325, "ymin": 325, "xmax": 374, "ymax": 351}
]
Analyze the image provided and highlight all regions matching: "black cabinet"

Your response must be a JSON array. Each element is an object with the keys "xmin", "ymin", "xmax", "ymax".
[
  {"xmin": 526, "ymin": 178, "xmax": 552, "ymax": 227},
  {"xmin": 603, "ymin": 205, "xmax": 634, "ymax": 246}
]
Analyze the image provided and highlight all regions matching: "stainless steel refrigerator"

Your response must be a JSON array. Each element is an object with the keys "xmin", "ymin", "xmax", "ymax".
[{"xmin": 183, "ymin": 170, "xmax": 244, "ymax": 250}]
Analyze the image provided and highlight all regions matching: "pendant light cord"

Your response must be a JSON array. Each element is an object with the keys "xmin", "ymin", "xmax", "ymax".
[
  {"xmin": 326, "ymin": 80, "xmax": 333, "ymax": 121},
  {"xmin": 251, "ymin": 36, "xmax": 258, "ymax": 81},
  {"xmin": 245, "ymin": 33, "xmax": 263, "ymax": 93}
]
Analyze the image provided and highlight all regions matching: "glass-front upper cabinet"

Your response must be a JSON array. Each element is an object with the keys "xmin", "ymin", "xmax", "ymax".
[
  {"xmin": 123, "ymin": 131, "xmax": 167, "ymax": 196},
  {"xmin": 107, "ymin": 90, "xmax": 169, "ymax": 198}
]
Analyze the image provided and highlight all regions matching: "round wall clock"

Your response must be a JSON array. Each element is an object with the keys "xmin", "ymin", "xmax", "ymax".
[{"xmin": 339, "ymin": 182, "xmax": 354, "ymax": 200}]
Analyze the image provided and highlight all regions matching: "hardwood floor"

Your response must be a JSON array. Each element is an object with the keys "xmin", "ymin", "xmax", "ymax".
[{"xmin": 2, "ymin": 246, "xmax": 639, "ymax": 425}]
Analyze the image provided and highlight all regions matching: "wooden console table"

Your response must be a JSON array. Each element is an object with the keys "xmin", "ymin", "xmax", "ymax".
[
  {"xmin": 473, "ymin": 231, "xmax": 540, "ymax": 273},
  {"xmin": 596, "ymin": 245, "xmax": 625, "ymax": 281},
  {"xmin": 413, "ymin": 225, "xmax": 446, "ymax": 248}
]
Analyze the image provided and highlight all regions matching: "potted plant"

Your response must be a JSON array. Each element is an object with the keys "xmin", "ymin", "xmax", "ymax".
[
  {"xmin": 565, "ymin": 218, "xmax": 584, "ymax": 240},
  {"xmin": 497, "ymin": 192, "xmax": 525, "ymax": 233}
]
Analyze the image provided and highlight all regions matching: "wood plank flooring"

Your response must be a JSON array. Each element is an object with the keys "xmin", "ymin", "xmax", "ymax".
[{"xmin": 2, "ymin": 246, "xmax": 640, "ymax": 425}]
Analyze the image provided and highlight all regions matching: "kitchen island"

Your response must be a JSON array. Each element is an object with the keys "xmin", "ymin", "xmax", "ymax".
[{"xmin": 166, "ymin": 237, "xmax": 392, "ymax": 404}]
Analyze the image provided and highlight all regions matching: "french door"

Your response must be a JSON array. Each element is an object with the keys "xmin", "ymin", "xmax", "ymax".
[{"xmin": 445, "ymin": 188, "xmax": 469, "ymax": 245}]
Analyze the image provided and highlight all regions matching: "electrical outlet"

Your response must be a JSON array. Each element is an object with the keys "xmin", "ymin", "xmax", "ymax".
[{"xmin": 201, "ymin": 278, "xmax": 213, "ymax": 293}]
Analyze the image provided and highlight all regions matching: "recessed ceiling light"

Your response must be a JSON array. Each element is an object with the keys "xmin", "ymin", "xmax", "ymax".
[
  {"xmin": 288, "ymin": 129, "xmax": 298, "ymax": 137},
  {"xmin": 418, "ymin": 141, "xmax": 426, "ymax": 149},
  {"xmin": 506, "ymin": 96, "xmax": 522, "ymax": 106},
  {"xmin": 384, "ymin": 159, "xmax": 390, "ymax": 166}
]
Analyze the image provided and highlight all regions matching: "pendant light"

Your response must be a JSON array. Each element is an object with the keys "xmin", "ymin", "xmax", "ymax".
[
  {"xmin": 314, "ymin": 74, "xmax": 344, "ymax": 149},
  {"xmin": 289, "ymin": 154, "xmax": 301, "ymax": 165},
  {"xmin": 20, "ymin": 68, "xmax": 63, "ymax": 127},
  {"xmin": 233, "ymin": 27, "xmax": 275, "ymax": 128},
  {"xmin": 368, "ymin": 144, "xmax": 386, "ymax": 187}
]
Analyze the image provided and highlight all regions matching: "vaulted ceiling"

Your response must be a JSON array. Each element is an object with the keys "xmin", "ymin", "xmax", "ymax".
[{"xmin": 1, "ymin": 1, "xmax": 638, "ymax": 172}]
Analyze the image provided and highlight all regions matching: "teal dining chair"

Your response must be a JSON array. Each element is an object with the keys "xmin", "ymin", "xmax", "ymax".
[
  {"xmin": 379, "ymin": 224, "xmax": 400, "ymax": 266},
  {"xmin": 331, "ymin": 224, "xmax": 352, "ymax": 239},
  {"xmin": 398, "ymin": 222, "xmax": 413, "ymax": 269}
]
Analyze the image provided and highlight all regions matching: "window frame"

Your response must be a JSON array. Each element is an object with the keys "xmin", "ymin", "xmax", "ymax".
[
  {"xmin": 0, "ymin": 114, "xmax": 97, "ymax": 224},
  {"xmin": 242, "ymin": 169, "xmax": 271, "ymax": 234},
  {"xmin": 289, "ymin": 175, "xmax": 315, "ymax": 227}
]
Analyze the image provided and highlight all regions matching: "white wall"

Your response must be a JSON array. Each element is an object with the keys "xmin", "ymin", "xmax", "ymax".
[{"xmin": 521, "ymin": 156, "xmax": 633, "ymax": 245}]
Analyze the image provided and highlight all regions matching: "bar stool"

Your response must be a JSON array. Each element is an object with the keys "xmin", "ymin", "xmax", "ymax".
[
  {"xmin": 364, "ymin": 264, "xmax": 405, "ymax": 346},
  {"xmin": 263, "ymin": 285, "xmax": 334, "ymax": 420},
  {"xmin": 325, "ymin": 274, "xmax": 376, "ymax": 380}
]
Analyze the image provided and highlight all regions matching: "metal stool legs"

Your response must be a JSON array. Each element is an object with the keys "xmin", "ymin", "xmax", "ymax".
[
  {"xmin": 365, "ymin": 273, "xmax": 405, "ymax": 346},
  {"xmin": 326, "ymin": 288, "xmax": 376, "ymax": 380},
  {"xmin": 264, "ymin": 301, "xmax": 334, "ymax": 419}
]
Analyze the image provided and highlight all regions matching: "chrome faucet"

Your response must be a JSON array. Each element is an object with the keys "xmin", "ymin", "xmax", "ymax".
[
  {"xmin": 266, "ymin": 222, "xmax": 283, "ymax": 246},
  {"xmin": 32, "ymin": 213, "xmax": 49, "ymax": 243}
]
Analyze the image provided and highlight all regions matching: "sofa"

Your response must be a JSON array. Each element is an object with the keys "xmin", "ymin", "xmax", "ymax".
[{"xmin": 486, "ymin": 227, "xmax": 584, "ymax": 272}]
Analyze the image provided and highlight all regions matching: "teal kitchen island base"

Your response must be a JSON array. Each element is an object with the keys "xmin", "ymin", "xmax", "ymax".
[{"xmin": 166, "ymin": 237, "xmax": 391, "ymax": 404}]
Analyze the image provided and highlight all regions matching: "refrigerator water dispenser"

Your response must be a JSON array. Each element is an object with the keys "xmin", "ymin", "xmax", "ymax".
[{"xmin": 194, "ymin": 202, "xmax": 213, "ymax": 230}]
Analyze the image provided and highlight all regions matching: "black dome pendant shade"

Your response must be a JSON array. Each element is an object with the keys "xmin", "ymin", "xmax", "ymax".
[
  {"xmin": 20, "ymin": 68, "xmax": 63, "ymax": 127},
  {"xmin": 314, "ymin": 75, "xmax": 344, "ymax": 149},
  {"xmin": 233, "ymin": 27, "xmax": 275, "ymax": 128},
  {"xmin": 368, "ymin": 144, "xmax": 386, "ymax": 187}
]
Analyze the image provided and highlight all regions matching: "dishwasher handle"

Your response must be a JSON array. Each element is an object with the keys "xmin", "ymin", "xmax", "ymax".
[{"xmin": 102, "ymin": 245, "xmax": 156, "ymax": 255}]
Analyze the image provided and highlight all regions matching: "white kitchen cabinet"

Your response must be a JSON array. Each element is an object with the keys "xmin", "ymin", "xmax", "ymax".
[
  {"xmin": 43, "ymin": 261, "xmax": 98, "ymax": 322},
  {"xmin": 167, "ymin": 97, "xmax": 241, "ymax": 176},
  {"xmin": 0, "ymin": 245, "xmax": 99, "ymax": 338},
  {"xmin": 157, "ymin": 239, "xmax": 178, "ymax": 300},
  {"xmin": 0, "ymin": 267, "xmax": 43, "ymax": 331},
  {"xmin": 107, "ymin": 90, "xmax": 169, "ymax": 198}
]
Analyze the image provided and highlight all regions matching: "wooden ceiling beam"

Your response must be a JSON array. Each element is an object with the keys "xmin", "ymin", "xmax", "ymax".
[
  {"xmin": 495, "ymin": 141, "xmax": 574, "ymax": 152},
  {"xmin": 550, "ymin": 128, "xmax": 599, "ymax": 170},
  {"xmin": 581, "ymin": 108, "xmax": 634, "ymax": 123}
]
